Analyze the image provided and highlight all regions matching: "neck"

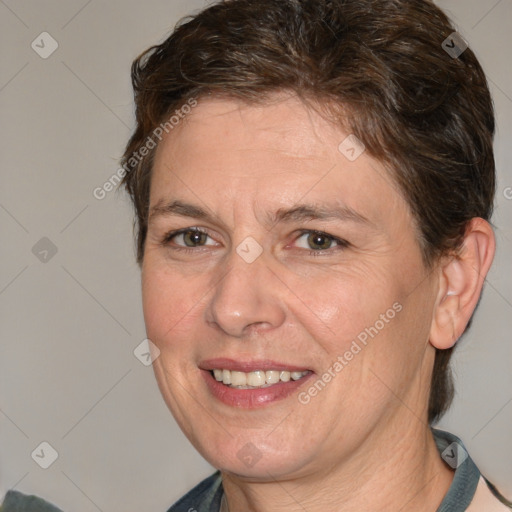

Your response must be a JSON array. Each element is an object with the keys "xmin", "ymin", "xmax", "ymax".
[{"xmin": 221, "ymin": 424, "xmax": 454, "ymax": 512}]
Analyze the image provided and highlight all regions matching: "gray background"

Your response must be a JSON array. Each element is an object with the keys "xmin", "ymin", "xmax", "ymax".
[{"xmin": 0, "ymin": 0, "xmax": 511, "ymax": 510}]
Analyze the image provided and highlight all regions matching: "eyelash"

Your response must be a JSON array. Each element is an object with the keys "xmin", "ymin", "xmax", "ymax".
[{"xmin": 160, "ymin": 227, "xmax": 349, "ymax": 257}]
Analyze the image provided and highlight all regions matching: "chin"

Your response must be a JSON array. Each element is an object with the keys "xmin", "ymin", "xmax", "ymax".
[{"xmin": 196, "ymin": 435, "xmax": 312, "ymax": 480}]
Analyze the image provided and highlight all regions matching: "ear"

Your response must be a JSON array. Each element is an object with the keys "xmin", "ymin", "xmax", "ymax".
[{"xmin": 430, "ymin": 218, "xmax": 495, "ymax": 350}]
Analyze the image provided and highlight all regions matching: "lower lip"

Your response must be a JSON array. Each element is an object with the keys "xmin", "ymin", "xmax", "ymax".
[{"xmin": 202, "ymin": 370, "xmax": 314, "ymax": 408}]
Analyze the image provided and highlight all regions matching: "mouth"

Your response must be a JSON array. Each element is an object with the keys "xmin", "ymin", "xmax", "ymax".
[
  {"xmin": 210, "ymin": 368, "xmax": 311, "ymax": 389},
  {"xmin": 200, "ymin": 359, "xmax": 314, "ymax": 408}
]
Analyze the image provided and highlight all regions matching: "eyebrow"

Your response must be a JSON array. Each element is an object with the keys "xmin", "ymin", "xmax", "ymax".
[{"xmin": 148, "ymin": 199, "xmax": 371, "ymax": 228}]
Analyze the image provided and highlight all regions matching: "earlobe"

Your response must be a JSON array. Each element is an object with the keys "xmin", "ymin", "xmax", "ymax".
[
  {"xmin": 429, "ymin": 218, "xmax": 495, "ymax": 350},
  {"xmin": 431, "ymin": 295, "xmax": 459, "ymax": 349}
]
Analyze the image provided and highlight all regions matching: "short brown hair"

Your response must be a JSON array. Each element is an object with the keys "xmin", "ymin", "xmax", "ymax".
[{"xmin": 121, "ymin": 0, "xmax": 495, "ymax": 424}]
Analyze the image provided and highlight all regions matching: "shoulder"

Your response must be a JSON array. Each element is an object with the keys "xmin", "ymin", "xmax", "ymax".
[
  {"xmin": 467, "ymin": 477, "xmax": 512, "ymax": 511},
  {"xmin": 1, "ymin": 490, "xmax": 64, "ymax": 512},
  {"xmin": 166, "ymin": 471, "xmax": 223, "ymax": 512}
]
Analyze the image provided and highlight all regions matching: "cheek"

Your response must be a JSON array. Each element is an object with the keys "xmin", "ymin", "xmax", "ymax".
[
  {"xmin": 353, "ymin": 275, "xmax": 437, "ymax": 399},
  {"xmin": 141, "ymin": 267, "xmax": 164, "ymax": 338},
  {"xmin": 291, "ymin": 265, "xmax": 399, "ymax": 342},
  {"xmin": 141, "ymin": 263, "xmax": 200, "ymax": 349},
  {"xmin": 297, "ymin": 260, "xmax": 431, "ymax": 383}
]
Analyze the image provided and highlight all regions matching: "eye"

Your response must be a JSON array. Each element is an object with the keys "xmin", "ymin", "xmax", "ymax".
[
  {"xmin": 293, "ymin": 230, "xmax": 349, "ymax": 254},
  {"xmin": 160, "ymin": 227, "xmax": 348, "ymax": 256},
  {"xmin": 162, "ymin": 227, "xmax": 216, "ymax": 249}
]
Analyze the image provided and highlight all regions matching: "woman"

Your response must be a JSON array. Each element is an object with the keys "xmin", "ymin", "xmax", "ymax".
[
  {"xmin": 118, "ymin": 0, "xmax": 512, "ymax": 510},
  {"xmin": 1, "ymin": 0, "xmax": 510, "ymax": 510}
]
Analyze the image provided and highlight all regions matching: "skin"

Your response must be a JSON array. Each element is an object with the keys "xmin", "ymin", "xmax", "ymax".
[{"xmin": 142, "ymin": 93, "xmax": 495, "ymax": 512}]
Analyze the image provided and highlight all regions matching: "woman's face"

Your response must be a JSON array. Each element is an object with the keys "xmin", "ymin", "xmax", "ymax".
[{"xmin": 142, "ymin": 94, "xmax": 439, "ymax": 479}]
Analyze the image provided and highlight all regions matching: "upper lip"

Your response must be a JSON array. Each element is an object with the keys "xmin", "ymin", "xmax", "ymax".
[{"xmin": 199, "ymin": 358, "xmax": 312, "ymax": 373}]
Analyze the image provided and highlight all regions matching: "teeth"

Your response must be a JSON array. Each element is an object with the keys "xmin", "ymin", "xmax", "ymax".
[
  {"xmin": 231, "ymin": 371, "xmax": 247, "ymax": 386},
  {"xmin": 247, "ymin": 370, "xmax": 265, "ymax": 387},
  {"xmin": 280, "ymin": 371, "xmax": 290, "ymax": 382},
  {"xmin": 265, "ymin": 370, "xmax": 280, "ymax": 384},
  {"xmin": 211, "ymin": 369, "xmax": 309, "ymax": 388}
]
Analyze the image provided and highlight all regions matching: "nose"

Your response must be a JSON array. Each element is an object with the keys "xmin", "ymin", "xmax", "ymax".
[{"xmin": 204, "ymin": 248, "xmax": 286, "ymax": 338}]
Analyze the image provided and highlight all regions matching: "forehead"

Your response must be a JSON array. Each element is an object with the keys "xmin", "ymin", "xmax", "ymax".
[
  {"xmin": 150, "ymin": 94, "xmax": 411, "ymax": 231},
  {"xmin": 156, "ymin": 94, "xmax": 350, "ymax": 164}
]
